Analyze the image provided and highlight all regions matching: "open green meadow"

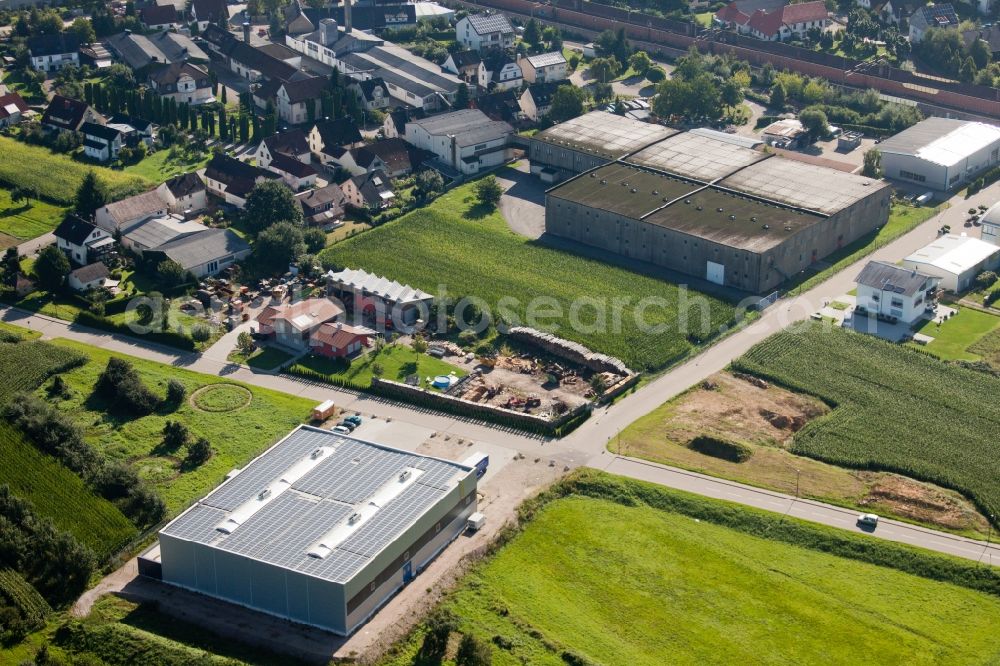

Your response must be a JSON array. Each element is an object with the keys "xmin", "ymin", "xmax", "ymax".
[
  {"xmin": 123, "ymin": 148, "xmax": 212, "ymax": 182},
  {"xmin": 0, "ymin": 136, "xmax": 152, "ymax": 205},
  {"xmin": 383, "ymin": 472, "xmax": 1000, "ymax": 666},
  {"xmin": 910, "ymin": 306, "xmax": 1000, "ymax": 362},
  {"xmin": 0, "ymin": 331, "xmax": 137, "ymax": 558},
  {"xmin": 734, "ymin": 323, "xmax": 1000, "ymax": 521},
  {"xmin": 320, "ymin": 177, "xmax": 738, "ymax": 371},
  {"xmin": 44, "ymin": 339, "xmax": 313, "ymax": 515},
  {"xmin": 0, "ymin": 187, "xmax": 69, "ymax": 242}
]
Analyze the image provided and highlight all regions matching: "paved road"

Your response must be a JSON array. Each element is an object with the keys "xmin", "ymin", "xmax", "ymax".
[{"xmin": 4, "ymin": 184, "xmax": 1000, "ymax": 565}]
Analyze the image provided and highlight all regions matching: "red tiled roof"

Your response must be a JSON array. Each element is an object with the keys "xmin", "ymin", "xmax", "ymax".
[
  {"xmin": 312, "ymin": 322, "xmax": 373, "ymax": 349},
  {"xmin": 746, "ymin": 1, "xmax": 827, "ymax": 36},
  {"xmin": 716, "ymin": 2, "xmax": 751, "ymax": 24},
  {"xmin": 0, "ymin": 92, "xmax": 29, "ymax": 120}
]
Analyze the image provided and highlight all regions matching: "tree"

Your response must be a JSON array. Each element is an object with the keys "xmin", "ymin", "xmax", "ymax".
[
  {"xmin": 456, "ymin": 634, "xmax": 492, "ymax": 666},
  {"xmin": 454, "ymin": 82, "xmax": 470, "ymax": 110},
  {"xmin": 166, "ymin": 378, "xmax": 186, "ymax": 405},
  {"xmin": 596, "ymin": 27, "xmax": 629, "ymax": 63},
  {"xmin": 799, "ymin": 107, "xmax": 829, "ymax": 138},
  {"xmin": 415, "ymin": 169, "xmax": 444, "ymax": 201},
  {"xmin": 302, "ymin": 227, "xmax": 327, "ymax": 254},
  {"xmin": 474, "ymin": 175, "xmax": 503, "ymax": 209},
  {"xmin": 862, "ymin": 148, "xmax": 882, "ymax": 178},
  {"xmin": 548, "ymin": 84, "xmax": 586, "ymax": 122},
  {"xmin": 68, "ymin": 18, "xmax": 96, "ymax": 44},
  {"xmin": 820, "ymin": 31, "xmax": 834, "ymax": 50},
  {"xmin": 185, "ymin": 438, "xmax": 212, "ymax": 466},
  {"xmin": 970, "ymin": 37, "xmax": 991, "ymax": 70},
  {"xmin": 236, "ymin": 331, "xmax": 255, "ymax": 356},
  {"xmin": 74, "ymin": 171, "xmax": 107, "ymax": 218},
  {"xmin": 242, "ymin": 180, "xmax": 303, "ymax": 233},
  {"xmin": 645, "ymin": 65, "xmax": 666, "ymax": 82},
  {"xmin": 33, "ymin": 245, "xmax": 70, "ymax": 293},
  {"xmin": 524, "ymin": 18, "xmax": 542, "ymax": 45},
  {"xmin": 589, "ymin": 56, "xmax": 620, "ymax": 83},
  {"xmin": 1, "ymin": 247, "xmax": 19, "ymax": 287},
  {"xmin": 720, "ymin": 78, "xmax": 743, "ymax": 108},
  {"xmin": 254, "ymin": 222, "xmax": 306, "ymax": 274},
  {"xmin": 628, "ymin": 51, "xmax": 652, "ymax": 77},
  {"xmin": 156, "ymin": 259, "xmax": 186, "ymax": 286},
  {"xmin": 960, "ymin": 56, "xmax": 977, "ymax": 83},
  {"xmin": 769, "ymin": 82, "xmax": 787, "ymax": 109},
  {"xmin": 161, "ymin": 420, "xmax": 190, "ymax": 451},
  {"xmin": 419, "ymin": 609, "xmax": 458, "ymax": 658}
]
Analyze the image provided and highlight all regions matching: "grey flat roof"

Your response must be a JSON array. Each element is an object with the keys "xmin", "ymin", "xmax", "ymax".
[
  {"xmin": 160, "ymin": 426, "xmax": 471, "ymax": 584},
  {"xmin": 342, "ymin": 43, "xmax": 463, "ymax": 99},
  {"xmin": 532, "ymin": 111, "xmax": 677, "ymax": 160},
  {"xmin": 409, "ymin": 109, "xmax": 512, "ymax": 147},
  {"xmin": 549, "ymin": 163, "xmax": 703, "ymax": 218},
  {"xmin": 625, "ymin": 132, "xmax": 766, "ymax": 182},
  {"xmin": 718, "ymin": 157, "xmax": 886, "ymax": 215}
]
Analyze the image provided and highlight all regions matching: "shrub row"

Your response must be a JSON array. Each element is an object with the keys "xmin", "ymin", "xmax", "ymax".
[{"xmin": 689, "ymin": 434, "xmax": 754, "ymax": 462}]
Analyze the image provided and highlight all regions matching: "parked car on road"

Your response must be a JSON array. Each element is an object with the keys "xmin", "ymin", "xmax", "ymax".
[{"xmin": 857, "ymin": 513, "xmax": 879, "ymax": 528}]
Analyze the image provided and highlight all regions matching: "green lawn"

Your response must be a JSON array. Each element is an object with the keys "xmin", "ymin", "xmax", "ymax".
[
  {"xmin": 123, "ymin": 148, "xmax": 212, "ymax": 182},
  {"xmin": 790, "ymin": 202, "xmax": 944, "ymax": 294},
  {"xmin": 910, "ymin": 306, "xmax": 1000, "ymax": 361},
  {"xmin": 228, "ymin": 345, "xmax": 296, "ymax": 370},
  {"xmin": 0, "ymin": 136, "xmax": 152, "ymax": 205},
  {"xmin": 42, "ymin": 339, "xmax": 313, "ymax": 515},
  {"xmin": 0, "ymin": 187, "xmax": 69, "ymax": 241},
  {"xmin": 385, "ymin": 478, "xmax": 1000, "ymax": 666},
  {"xmin": 319, "ymin": 174, "xmax": 738, "ymax": 371},
  {"xmin": 694, "ymin": 10, "xmax": 714, "ymax": 26},
  {"xmin": 289, "ymin": 344, "xmax": 465, "ymax": 389}
]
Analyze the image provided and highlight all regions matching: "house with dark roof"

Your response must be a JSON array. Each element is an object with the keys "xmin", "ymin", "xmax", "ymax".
[
  {"xmin": 276, "ymin": 76, "xmax": 328, "ymax": 124},
  {"xmin": 268, "ymin": 152, "xmax": 318, "ymax": 189},
  {"xmin": 908, "ymin": 3, "xmax": 959, "ymax": 42},
  {"xmin": 307, "ymin": 2, "xmax": 417, "ymax": 32},
  {"xmin": 475, "ymin": 89, "xmax": 520, "ymax": 124},
  {"xmin": 227, "ymin": 41, "xmax": 301, "ymax": 83},
  {"xmin": 295, "ymin": 183, "xmax": 347, "ymax": 226},
  {"xmin": 855, "ymin": 260, "xmax": 938, "ymax": 324},
  {"xmin": 81, "ymin": 122, "xmax": 125, "ymax": 162},
  {"xmin": 41, "ymin": 95, "xmax": 101, "ymax": 133},
  {"xmin": 68, "ymin": 262, "xmax": 111, "ymax": 292},
  {"xmin": 348, "ymin": 78, "xmax": 390, "ymax": 111},
  {"xmin": 518, "ymin": 52, "xmax": 568, "ymax": 84},
  {"xmin": 307, "ymin": 118, "xmax": 365, "ymax": 165},
  {"xmin": 480, "ymin": 50, "xmax": 522, "ymax": 91},
  {"xmin": 202, "ymin": 153, "xmax": 283, "ymax": 207},
  {"xmin": 443, "ymin": 50, "xmax": 483, "ymax": 84},
  {"xmin": 78, "ymin": 42, "xmax": 113, "ymax": 69},
  {"xmin": 381, "ymin": 108, "xmax": 424, "ymax": 139},
  {"xmin": 107, "ymin": 116, "xmax": 155, "ymax": 148},
  {"xmin": 337, "ymin": 138, "xmax": 428, "ymax": 178},
  {"xmin": 140, "ymin": 4, "xmax": 181, "ymax": 31},
  {"xmin": 716, "ymin": 0, "xmax": 828, "ymax": 41},
  {"xmin": 191, "ymin": 0, "xmax": 230, "ymax": 31},
  {"xmin": 95, "ymin": 190, "xmax": 170, "ymax": 232},
  {"xmin": 54, "ymin": 215, "xmax": 114, "ymax": 266},
  {"xmin": 27, "ymin": 33, "xmax": 81, "ymax": 72},
  {"xmin": 105, "ymin": 30, "xmax": 208, "ymax": 70},
  {"xmin": 0, "ymin": 92, "xmax": 30, "ymax": 127},
  {"xmin": 156, "ymin": 173, "xmax": 208, "ymax": 214},
  {"xmin": 519, "ymin": 81, "xmax": 560, "ymax": 121},
  {"xmin": 255, "ymin": 129, "xmax": 312, "ymax": 169},
  {"xmin": 146, "ymin": 227, "xmax": 251, "ymax": 278},
  {"xmin": 147, "ymin": 62, "xmax": 214, "ymax": 105},
  {"xmin": 342, "ymin": 169, "xmax": 395, "ymax": 211},
  {"xmin": 963, "ymin": 25, "xmax": 1000, "ymax": 59},
  {"xmin": 456, "ymin": 13, "xmax": 515, "ymax": 51},
  {"xmin": 284, "ymin": 0, "xmax": 316, "ymax": 36}
]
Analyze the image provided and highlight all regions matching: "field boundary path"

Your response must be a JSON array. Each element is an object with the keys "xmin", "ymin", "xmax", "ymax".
[{"xmin": 4, "ymin": 186, "xmax": 1000, "ymax": 565}]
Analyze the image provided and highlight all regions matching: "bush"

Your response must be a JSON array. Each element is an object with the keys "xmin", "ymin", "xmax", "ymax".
[
  {"xmin": 689, "ymin": 435, "xmax": 754, "ymax": 462},
  {"xmin": 975, "ymin": 271, "xmax": 998, "ymax": 290},
  {"xmin": 184, "ymin": 437, "xmax": 212, "ymax": 467},
  {"xmin": 456, "ymin": 633, "xmax": 492, "ymax": 666},
  {"xmin": 95, "ymin": 357, "xmax": 160, "ymax": 416},
  {"xmin": 646, "ymin": 65, "xmax": 666, "ymax": 82},
  {"xmin": 165, "ymin": 378, "xmax": 186, "ymax": 405},
  {"xmin": 161, "ymin": 420, "xmax": 189, "ymax": 451},
  {"xmin": 190, "ymin": 323, "xmax": 212, "ymax": 343}
]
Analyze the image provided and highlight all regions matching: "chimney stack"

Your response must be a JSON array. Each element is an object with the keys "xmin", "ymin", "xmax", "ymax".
[
  {"xmin": 243, "ymin": 21, "xmax": 251, "ymax": 43},
  {"xmin": 344, "ymin": 0, "xmax": 352, "ymax": 34}
]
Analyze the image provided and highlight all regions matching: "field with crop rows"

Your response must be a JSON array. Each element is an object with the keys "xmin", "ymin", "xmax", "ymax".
[
  {"xmin": 0, "ymin": 568, "xmax": 51, "ymax": 630},
  {"xmin": 0, "ymin": 338, "xmax": 137, "ymax": 557},
  {"xmin": 0, "ymin": 137, "xmax": 152, "ymax": 205},
  {"xmin": 734, "ymin": 324, "xmax": 1000, "ymax": 522},
  {"xmin": 320, "ymin": 179, "xmax": 738, "ymax": 371}
]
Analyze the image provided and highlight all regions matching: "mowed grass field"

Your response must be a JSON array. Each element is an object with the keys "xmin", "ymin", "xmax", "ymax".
[
  {"xmin": 44, "ymin": 340, "xmax": 314, "ymax": 515},
  {"xmin": 0, "ymin": 329, "xmax": 137, "ymax": 558},
  {"xmin": 734, "ymin": 323, "xmax": 1000, "ymax": 522},
  {"xmin": 910, "ymin": 306, "xmax": 1000, "ymax": 362},
  {"xmin": 0, "ymin": 187, "xmax": 69, "ymax": 242},
  {"xmin": 320, "ymin": 178, "xmax": 738, "ymax": 371},
  {"xmin": 0, "ymin": 137, "xmax": 151, "ymax": 205},
  {"xmin": 385, "ymin": 488, "xmax": 1000, "ymax": 665}
]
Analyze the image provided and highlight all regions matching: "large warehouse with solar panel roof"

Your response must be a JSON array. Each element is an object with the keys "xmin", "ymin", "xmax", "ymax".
[
  {"xmin": 145, "ymin": 426, "xmax": 478, "ymax": 635},
  {"xmin": 529, "ymin": 111, "xmax": 892, "ymax": 293}
]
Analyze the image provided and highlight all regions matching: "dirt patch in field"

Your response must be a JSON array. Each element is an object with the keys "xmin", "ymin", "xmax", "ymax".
[
  {"xmin": 860, "ymin": 473, "xmax": 991, "ymax": 532},
  {"xmin": 665, "ymin": 372, "xmax": 828, "ymax": 448}
]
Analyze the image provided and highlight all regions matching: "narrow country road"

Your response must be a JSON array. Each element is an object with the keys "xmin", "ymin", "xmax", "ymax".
[{"xmin": 3, "ymin": 184, "xmax": 999, "ymax": 565}]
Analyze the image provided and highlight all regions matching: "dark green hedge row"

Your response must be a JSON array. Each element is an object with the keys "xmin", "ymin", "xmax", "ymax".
[{"xmin": 75, "ymin": 311, "xmax": 196, "ymax": 352}]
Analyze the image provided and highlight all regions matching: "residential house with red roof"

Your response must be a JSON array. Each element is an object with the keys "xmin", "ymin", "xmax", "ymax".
[{"xmin": 716, "ymin": 0, "xmax": 829, "ymax": 41}]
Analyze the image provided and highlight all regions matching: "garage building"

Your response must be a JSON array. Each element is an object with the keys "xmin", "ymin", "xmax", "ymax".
[
  {"xmin": 153, "ymin": 426, "xmax": 478, "ymax": 636},
  {"xmin": 877, "ymin": 118, "xmax": 1000, "ymax": 191},
  {"xmin": 902, "ymin": 234, "xmax": 1000, "ymax": 291}
]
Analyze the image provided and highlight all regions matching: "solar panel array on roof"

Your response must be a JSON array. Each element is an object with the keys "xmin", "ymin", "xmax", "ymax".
[
  {"xmin": 161, "ymin": 504, "xmax": 227, "ymax": 543},
  {"xmin": 338, "ymin": 483, "xmax": 443, "ymax": 559}
]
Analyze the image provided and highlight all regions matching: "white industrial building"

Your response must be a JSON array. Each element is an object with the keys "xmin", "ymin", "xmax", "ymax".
[
  {"xmin": 877, "ymin": 118, "xmax": 1000, "ymax": 191},
  {"xmin": 854, "ymin": 260, "xmax": 938, "ymax": 325},
  {"xmin": 405, "ymin": 109, "xmax": 513, "ymax": 175},
  {"xmin": 980, "ymin": 201, "xmax": 1000, "ymax": 246},
  {"xmin": 902, "ymin": 234, "xmax": 1000, "ymax": 291},
  {"xmin": 148, "ymin": 426, "xmax": 478, "ymax": 636}
]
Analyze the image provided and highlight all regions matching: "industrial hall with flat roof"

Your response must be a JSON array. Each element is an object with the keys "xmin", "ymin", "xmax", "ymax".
[
  {"xmin": 142, "ymin": 426, "xmax": 479, "ymax": 636},
  {"xmin": 529, "ymin": 112, "xmax": 891, "ymax": 294}
]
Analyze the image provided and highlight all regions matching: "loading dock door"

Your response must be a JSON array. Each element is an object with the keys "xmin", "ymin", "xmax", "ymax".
[{"xmin": 706, "ymin": 261, "xmax": 725, "ymax": 285}]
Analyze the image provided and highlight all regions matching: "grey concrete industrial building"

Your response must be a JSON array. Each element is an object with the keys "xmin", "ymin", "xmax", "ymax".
[
  {"xmin": 535, "ymin": 112, "xmax": 891, "ymax": 293},
  {"xmin": 150, "ymin": 426, "xmax": 478, "ymax": 636},
  {"xmin": 876, "ymin": 117, "xmax": 1000, "ymax": 191}
]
